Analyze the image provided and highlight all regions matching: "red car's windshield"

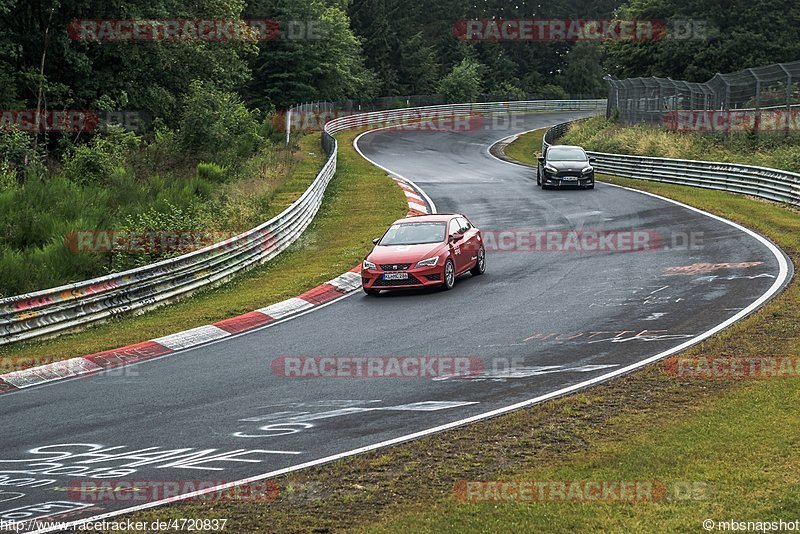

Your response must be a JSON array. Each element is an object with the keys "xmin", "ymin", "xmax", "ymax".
[{"xmin": 379, "ymin": 222, "xmax": 447, "ymax": 245}]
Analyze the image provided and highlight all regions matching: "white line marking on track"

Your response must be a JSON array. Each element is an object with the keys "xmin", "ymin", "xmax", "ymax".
[{"xmin": 353, "ymin": 128, "xmax": 437, "ymax": 213}]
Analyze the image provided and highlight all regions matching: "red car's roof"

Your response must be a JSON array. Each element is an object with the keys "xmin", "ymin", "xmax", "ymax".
[{"xmin": 393, "ymin": 214, "xmax": 461, "ymax": 224}]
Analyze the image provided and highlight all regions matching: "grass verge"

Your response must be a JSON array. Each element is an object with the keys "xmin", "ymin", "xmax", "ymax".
[
  {"xmin": 560, "ymin": 116, "xmax": 800, "ymax": 171},
  {"xmin": 110, "ymin": 129, "xmax": 798, "ymax": 532},
  {"xmin": 0, "ymin": 130, "xmax": 407, "ymax": 367},
  {"xmin": 502, "ymin": 126, "xmax": 546, "ymax": 164}
]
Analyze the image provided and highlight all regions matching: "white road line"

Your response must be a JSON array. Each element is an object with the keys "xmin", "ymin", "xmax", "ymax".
[{"xmin": 353, "ymin": 128, "xmax": 437, "ymax": 213}]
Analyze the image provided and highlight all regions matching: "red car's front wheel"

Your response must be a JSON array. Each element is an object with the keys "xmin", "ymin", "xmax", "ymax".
[
  {"xmin": 471, "ymin": 246, "xmax": 486, "ymax": 276},
  {"xmin": 442, "ymin": 258, "xmax": 455, "ymax": 291}
]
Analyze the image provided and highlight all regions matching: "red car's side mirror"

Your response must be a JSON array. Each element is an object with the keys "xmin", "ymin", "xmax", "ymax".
[
  {"xmin": 372, "ymin": 238, "xmax": 380, "ymax": 244},
  {"xmin": 450, "ymin": 233, "xmax": 464, "ymax": 243}
]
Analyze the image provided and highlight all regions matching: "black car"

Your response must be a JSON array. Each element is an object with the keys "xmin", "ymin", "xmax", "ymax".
[{"xmin": 537, "ymin": 145, "xmax": 596, "ymax": 190}]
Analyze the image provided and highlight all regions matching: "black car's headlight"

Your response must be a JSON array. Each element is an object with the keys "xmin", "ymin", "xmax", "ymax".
[
  {"xmin": 544, "ymin": 164, "xmax": 558, "ymax": 174},
  {"xmin": 581, "ymin": 165, "xmax": 594, "ymax": 174}
]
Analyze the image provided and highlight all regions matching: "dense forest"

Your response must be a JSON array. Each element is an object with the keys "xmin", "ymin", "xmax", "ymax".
[{"xmin": 3, "ymin": 0, "xmax": 798, "ymax": 120}]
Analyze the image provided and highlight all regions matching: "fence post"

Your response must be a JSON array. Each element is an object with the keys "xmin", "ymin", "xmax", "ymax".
[
  {"xmin": 748, "ymin": 68, "xmax": 761, "ymax": 132},
  {"xmin": 779, "ymin": 63, "xmax": 792, "ymax": 135},
  {"xmin": 285, "ymin": 107, "xmax": 292, "ymax": 146}
]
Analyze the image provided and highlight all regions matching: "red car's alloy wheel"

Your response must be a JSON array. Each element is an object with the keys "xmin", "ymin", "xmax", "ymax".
[{"xmin": 442, "ymin": 259, "xmax": 455, "ymax": 290}]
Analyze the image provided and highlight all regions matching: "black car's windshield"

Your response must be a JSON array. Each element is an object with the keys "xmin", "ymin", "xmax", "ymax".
[
  {"xmin": 379, "ymin": 222, "xmax": 447, "ymax": 245},
  {"xmin": 547, "ymin": 147, "xmax": 587, "ymax": 161}
]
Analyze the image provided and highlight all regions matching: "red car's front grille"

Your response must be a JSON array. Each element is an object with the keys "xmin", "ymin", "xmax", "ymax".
[{"xmin": 380, "ymin": 263, "xmax": 411, "ymax": 271}]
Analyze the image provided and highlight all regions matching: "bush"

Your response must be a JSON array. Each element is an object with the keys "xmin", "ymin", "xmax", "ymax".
[
  {"xmin": 437, "ymin": 59, "xmax": 484, "ymax": 103},
  {"xmin": 176, "ymin": 81, "xmax": 264, "ymax": 166},
  {"xmin": 0, "ymin": 129, "xmax": 42, "ymax": 183},
  {"xmin": 489, "ymin": 81, "xmax": 526, "ymax": 100},
  {"xmin": 537, "ymin": 84, "xmax": 568, "ymax": 100},
  {"xmin": 0, "ymin": 162, "xmax": 16, "ymax": 189},
  {"xmin": 110, "ymin": 201, "xmax": 206, "ymax": 271},
  {"xmin": 61, "ymin": 126, "xmax": 140, "ymax": 185},
  {"xmin": 196, "ymin": 162, "xmax": 227, "ymax": 183}
]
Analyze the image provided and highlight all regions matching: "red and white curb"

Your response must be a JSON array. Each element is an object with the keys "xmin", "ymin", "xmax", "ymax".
[{"xmin": 0, "ymin": 178, "xmax": 432, "ymax": 396}]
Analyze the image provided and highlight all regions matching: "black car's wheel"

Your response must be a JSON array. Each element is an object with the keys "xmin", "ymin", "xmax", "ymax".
[
  {"xmin": 470, "ymin": 246, "xmax": 486, "ymax": 276},
  {"xmin": 363, "ymin": 287, "xmax": 380, "ymax": 296},
  {"xmin": 442, "ymin": 258, "xmax": 456, "ymax": 290},
  {"xmin": 536, "ymin": 167, "xmax": 542, "ymax": 187}
]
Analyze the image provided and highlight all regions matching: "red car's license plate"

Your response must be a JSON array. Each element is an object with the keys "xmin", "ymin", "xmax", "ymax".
[{"xmin": 383, "ymin": 273, "xmax": 409, "ymax": 280}]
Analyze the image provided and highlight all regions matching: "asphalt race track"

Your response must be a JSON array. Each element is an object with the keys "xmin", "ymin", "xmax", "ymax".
[{"xmin": 0, "ymin": 112, "xmax": 791, "ymax": 532}]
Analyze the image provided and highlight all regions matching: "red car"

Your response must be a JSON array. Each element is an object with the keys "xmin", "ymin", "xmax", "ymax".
[{"xmin": 361, "ymin": 213, "xmax": 486, "ymax": 295}]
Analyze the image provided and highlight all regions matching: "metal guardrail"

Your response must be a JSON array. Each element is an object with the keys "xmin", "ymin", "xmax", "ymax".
[
  {"xmin": 542, "ymin": 120, "xmax": 800, "ymax": 206},
  {"xmin": 0, "ymin": 99, "xmax": 605, "ymax": 346},
  {"xmin": 295, "ymin": 99, "xmax": 607, "ymax": 138}
]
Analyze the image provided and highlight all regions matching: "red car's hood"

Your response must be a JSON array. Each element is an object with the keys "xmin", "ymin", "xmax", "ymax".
[{"xmin": 367, "ymin": 242, "xmax": 445, "ymax": 264}]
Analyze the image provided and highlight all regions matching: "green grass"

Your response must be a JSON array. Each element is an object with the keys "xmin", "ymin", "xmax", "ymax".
[
  {"xmin": 560, "ymin": 116, "xmax": 800, "ymax": 172},
  {"xmin": 107, "ymin": 122, "xmax": 799, "ymax": 534},
  {"xmin": 0, "ymin": 130, "xmax": 407, "ymax": 367},
  {"xmin": 503, "ymin": 127, "xmax": 547, "ymax": 165},
  {"xmin": 0, "ymin": 132, "xmax": 298, "ymax": 297}
]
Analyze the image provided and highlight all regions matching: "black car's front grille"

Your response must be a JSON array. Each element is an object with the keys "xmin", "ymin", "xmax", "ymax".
[
  {"xmin": 373, "ymin": 274, "xmax": 422, "ymax": 287},
  {"xmin": 380, "ymin": 263, "xmax": 411, "ymax": 271}
]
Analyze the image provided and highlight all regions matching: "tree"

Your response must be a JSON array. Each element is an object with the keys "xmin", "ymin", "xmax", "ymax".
[
  {"xmin": 0, "ymin": 0, "xmax": 255, "ymax": 122},
  {"xmin": 560, "ymin": 42, "xmax": 606, "ymax": 97},
  {"xmin": 349, "ymin": 0, "xmax": 401, "ymax": 95},
  {"xmin": 437, "ymin": 57, "xmax": 483, "ymax": 103},
  {"xmin": 604, "ymin": 0, "xmax": 800, "ymax": 81},
  {"xmin": 397, "ymin": 32, "xmax": 439, "ymax": 95},
  {"xmin": 243, "ymin": 0, "xmax": 376, "ymax": 108}
]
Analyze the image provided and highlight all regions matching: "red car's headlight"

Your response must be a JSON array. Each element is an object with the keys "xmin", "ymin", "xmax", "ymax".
[
  {"xmin": 363, "ymin": 260, "xmax": 377, "ymax": 270},
  {"xmin": 415, "ymin": 256, "xmax": 439, "ymax": 268}
]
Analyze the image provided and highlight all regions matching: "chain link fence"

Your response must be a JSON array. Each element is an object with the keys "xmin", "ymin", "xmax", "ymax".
[{"xmin": 606, "ymin": 60, "xmax": 800, "ymax": 133}]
